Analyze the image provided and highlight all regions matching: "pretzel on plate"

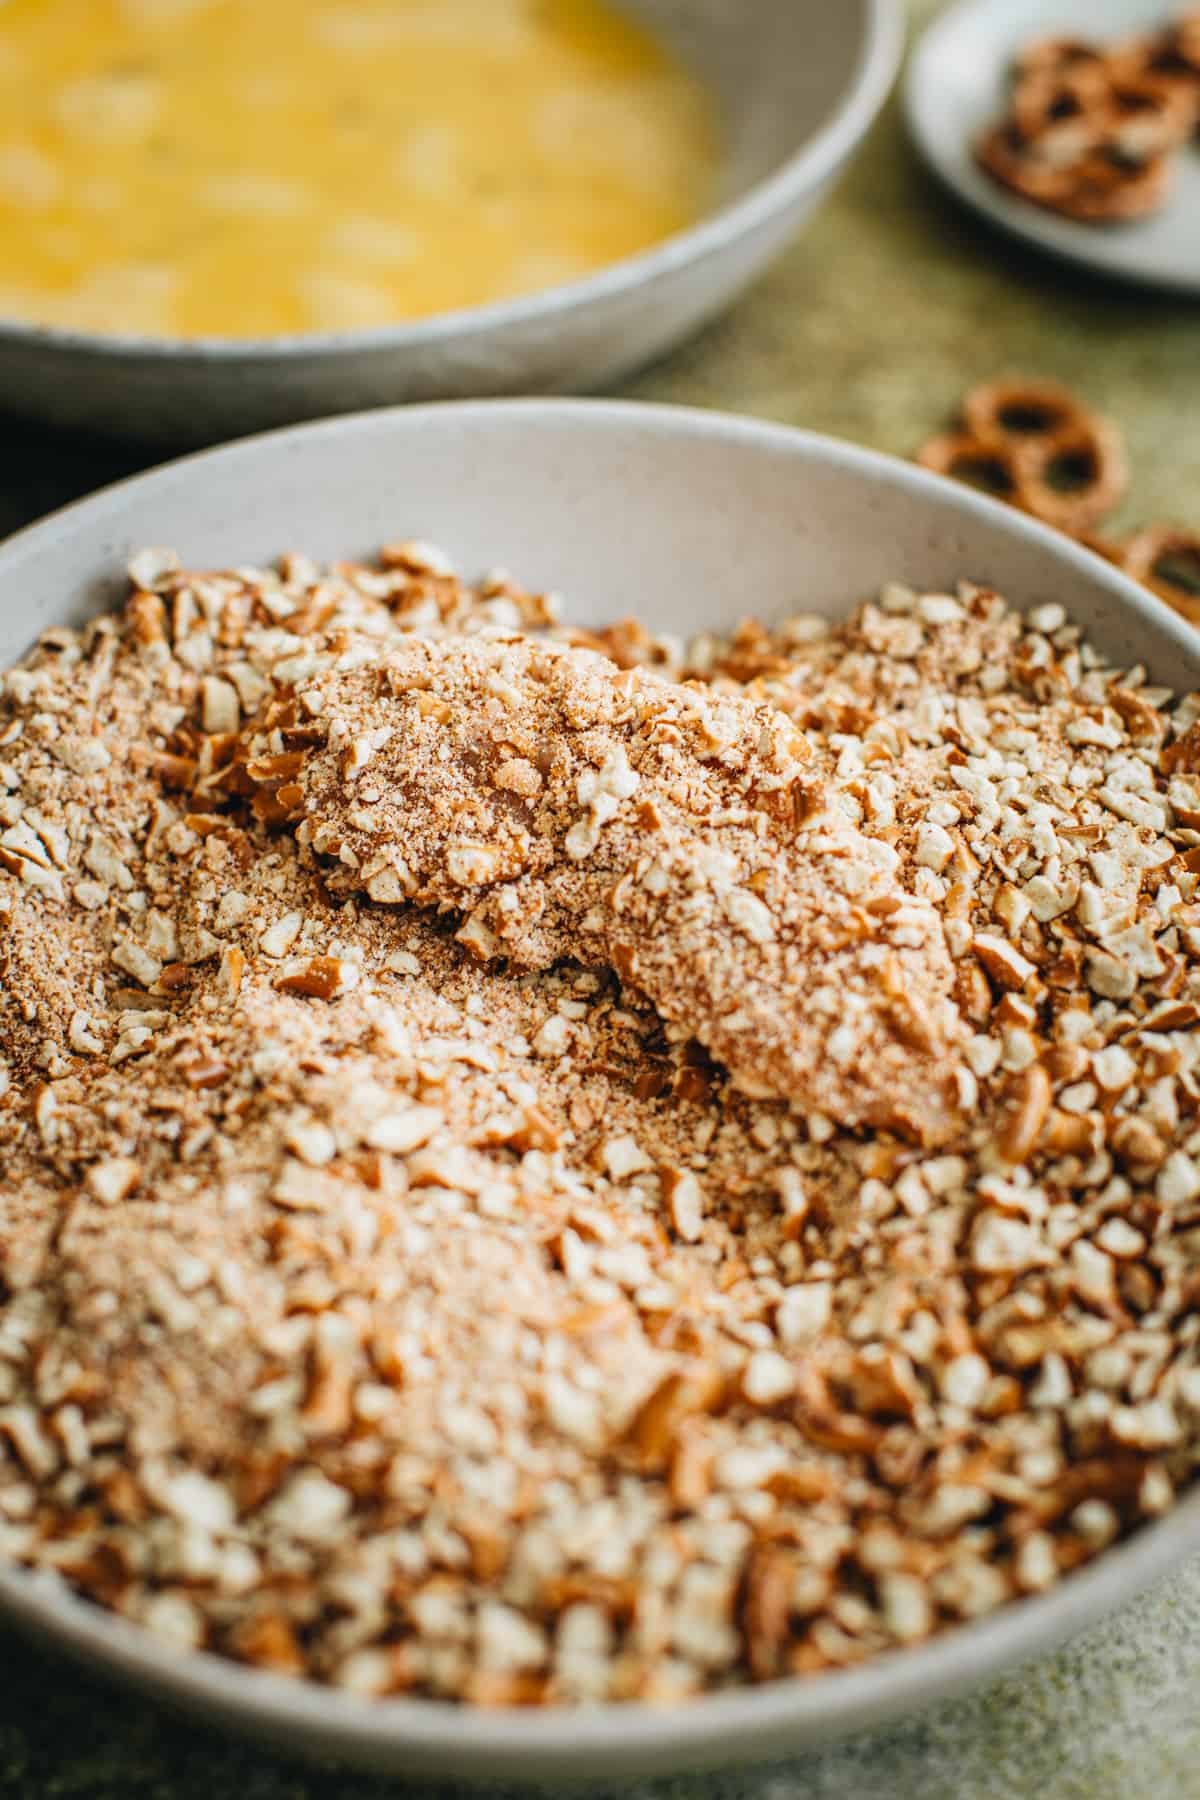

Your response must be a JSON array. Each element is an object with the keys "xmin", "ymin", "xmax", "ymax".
[
  {"xmin": 976, "ymin": 120, "xmax": 1170, "ymax": 223},
  {"xmin": 1110, "ymin": 21, "xmax": 1200, "ymax": 92},
  {"xmin": 1012, "ymin": 37, "xmax": 1108, "ymax": 82},
  {"xmin": 1048, "ymin": 146, "xmax": 1173, "ymax": 222},
  {"xmin": 1009, "ymin": 64, "xmax": 1111, "ymax": 144},
  {"xmin": 1174, "ymin": 8, "xmax": 1200, "ymax": 71},
  {"xmin": 975, "ymin": 123, "xmax": 1095, "ymax": 209},
  {"xmin": 1100, "ymin": 68, "xmax": 1200, "ymax": 157},
  {"xmin": 978, "ymin": 15, "xmax": 1197, "ymax": 225}
]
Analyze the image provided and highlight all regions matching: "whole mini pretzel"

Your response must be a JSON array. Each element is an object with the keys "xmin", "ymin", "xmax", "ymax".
[
  {"xmin": 976, "ymin": 121, "xmax": 1169, "ymax": 223},
  {"xmin": 915, "ymin": 431, "xmax": 1034, "ymax": 508},
  {"xmin": 1111, "ymin": 23, "xmax": 1200, "ymax": 91},
  {"xmin": 962, "ymin": 379, "xmax": 1090, "ymax": 446},
  {"xmin": 1121, "ymin": 525, "xmax": 1200, "ymax": 624},
  {"xmin": 1018, "ymin": 414, "xmax": 1128, "ymax": 535},
  {"xmin": 980, "ymin": 19, "xmax": 1194, "ymax": 226},
  {"xmin": 1010, "ymin": 63, "xmax": 1110, "ymax": 146},
  {"xmin": 1174, "ymin": 9, "xmax": 1200, "ymax": 72},
  {"xmin": 1100, "ymin": 68, "xmax": 1200, "ymax": 158},
  {"xmin": 975, "ymin": 123, "xmax": 1091, "ymax": 209},
  {"xmin": 920, "ymin": 387, "xmax": 1198, "ymax": 623},
  {"xmin": 1050, "ymin": 146, "xmax": 1172, "ymax": 222}
]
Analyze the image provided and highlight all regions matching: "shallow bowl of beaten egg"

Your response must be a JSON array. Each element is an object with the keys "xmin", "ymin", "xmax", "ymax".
[{"xmin": 0, "ymin": 0, "xmax": 900, "ymax": 444}]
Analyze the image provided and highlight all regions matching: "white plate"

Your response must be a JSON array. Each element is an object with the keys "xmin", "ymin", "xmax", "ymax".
[
  {"xmin": 1, "ymin": 400, "xmax": 1199, "ymax": 1785},
  {"xmin": 905, "ymin": 0, "xmax": 1200, "ymax": 293}
]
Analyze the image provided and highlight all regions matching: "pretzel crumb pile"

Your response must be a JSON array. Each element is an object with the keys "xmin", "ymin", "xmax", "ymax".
[
  {"xmin": 1, "ymin": 544, "xmax": 1200, "ymax": 1705},
  {"xmin": 977, "ymin": 12, "xmax": 1200, "ymax": 224}
]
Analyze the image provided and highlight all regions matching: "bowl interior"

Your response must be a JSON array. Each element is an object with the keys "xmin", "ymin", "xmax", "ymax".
[
  {"xmin": 2, "ymin": 397, "xmax": 1196, "ymax": 679},
  {"xmin": 2, "ymin": 400, "xmax": 1199, "ymax": 1787},
  {"xmin": 627, "ymin": 0, "xmax": 876, "ymax": 200}
]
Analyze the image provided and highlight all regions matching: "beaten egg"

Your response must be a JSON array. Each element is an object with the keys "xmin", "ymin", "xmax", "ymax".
[{"xmin": 0, "ymin": 0, "xmax": 720, "ymax": 338}]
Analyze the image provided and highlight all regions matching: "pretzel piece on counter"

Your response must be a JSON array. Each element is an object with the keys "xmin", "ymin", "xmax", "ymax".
[
  {"xmin": 961, "ymin": 379, "xmax": 1090, "ymax": 446},
  {"xmin": 1121, "ymin": 525, "xmax": 1200, "ymax": 624},
  {"xmin": 915, "ymin": 431, "xmax": 1034, "ymax": 508},
  {"xmin": 1017, "ymin": 413, "xmax": 1129, "ymax": 534}
]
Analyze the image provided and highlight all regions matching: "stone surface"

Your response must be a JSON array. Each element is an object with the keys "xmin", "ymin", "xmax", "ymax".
[{"xmin": 2, "ymin": 3, "xmax": 1200, "ymax": 1795}]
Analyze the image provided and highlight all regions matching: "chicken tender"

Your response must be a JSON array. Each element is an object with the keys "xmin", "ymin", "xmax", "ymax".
[{"xmin": 214, "ymin": 633, "xmax": 966, "ymax": 1140}]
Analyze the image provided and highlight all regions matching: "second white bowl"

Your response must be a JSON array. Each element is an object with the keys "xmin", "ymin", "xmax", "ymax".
[{"xmin": 0, "ymin": 0, "xmax": 900, "ymax": 444}]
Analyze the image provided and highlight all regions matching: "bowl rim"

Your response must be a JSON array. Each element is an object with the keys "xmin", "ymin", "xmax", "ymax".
[
  {"xmin": 1, "ymin": 395, "xmax": 1199, "ymax": 1784},
  {"xmin": 0, "ymin": 0, "xmax": 902, "ymax": 363}
]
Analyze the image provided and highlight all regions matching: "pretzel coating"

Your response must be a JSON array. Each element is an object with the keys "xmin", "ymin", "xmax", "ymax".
[
  {"xmin": 962, "ymin": 379, "xmax": 1089, "ymax": 446},
  {"xmin": 1121, "ymin": 525, "xmax": 1200, "ymax": 624},
  {"xmin": 213, "ymin": 633, "xmax": 968, "ymax": 1141},
  {"xmin": 1018, "ymin": 415, "xmax": 1128, "ymax": 535}
]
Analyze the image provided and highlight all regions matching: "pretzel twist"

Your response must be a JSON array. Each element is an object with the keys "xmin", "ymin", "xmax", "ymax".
[
  {"xmin": 1121, "ymin": 525, "xmax": 1200, "ymax": 624},
  {"xmin": 961, "ymin": 379, "xmax": 1090, "ymax": 445},
  {"xmin": 915, "ymin": 432, "xmax": 1035, "ymax": 509},
  {"xmin": 1012, "ymin": 38, "xmax": 1108, "ymax": 82},
  {"xmin": 1017, "ymin": 415, "xmax": 1129, "ymax": 535}
]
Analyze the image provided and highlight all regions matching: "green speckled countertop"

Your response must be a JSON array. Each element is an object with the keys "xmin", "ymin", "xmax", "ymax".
[{"xmin": 3, "ymin": 4, "xmax": 1200, "ymax": 1795}]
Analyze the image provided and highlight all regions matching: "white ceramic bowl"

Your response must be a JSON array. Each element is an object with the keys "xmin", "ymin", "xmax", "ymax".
[
  {"xmin": 1, "ymin": 400, "xmax": 1198, "ymax": 1785},
  {"xmin": 0, "ymin": 0, "xmax": 900, "ymax": 446}
]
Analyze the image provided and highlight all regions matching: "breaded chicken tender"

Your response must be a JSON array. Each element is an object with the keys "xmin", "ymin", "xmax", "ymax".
[{"xmin": 216, "ymin": 633, "xmax": 966, "ymax": 1140}]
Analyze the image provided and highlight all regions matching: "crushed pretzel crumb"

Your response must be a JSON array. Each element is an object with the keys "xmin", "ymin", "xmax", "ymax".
[{"xmin": 0, "ymin": 546, "xmax": 1197, "ymax": 1705}]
